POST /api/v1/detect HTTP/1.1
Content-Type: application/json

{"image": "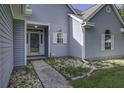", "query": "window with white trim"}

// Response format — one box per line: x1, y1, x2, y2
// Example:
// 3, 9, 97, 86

53, 32, 67, 44
105, 30, 111, 50
57, 32, 63, 43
